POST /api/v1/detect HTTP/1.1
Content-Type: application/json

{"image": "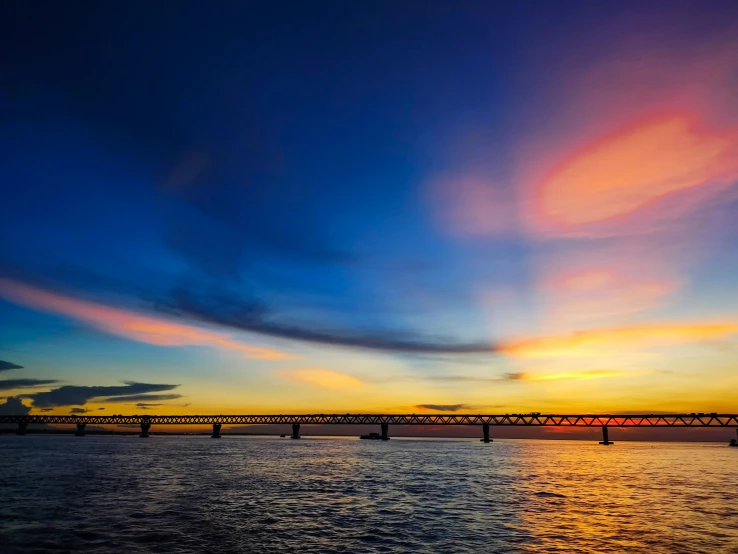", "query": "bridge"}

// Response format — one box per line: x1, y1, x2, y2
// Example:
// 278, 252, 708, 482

3, 413, 738, 445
